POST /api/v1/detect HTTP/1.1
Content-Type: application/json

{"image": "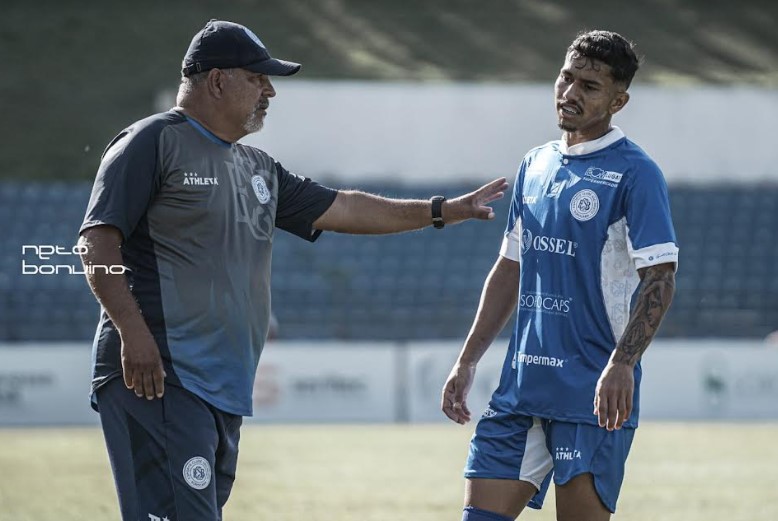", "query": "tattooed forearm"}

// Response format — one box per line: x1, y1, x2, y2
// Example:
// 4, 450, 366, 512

612, 263, 676, 366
